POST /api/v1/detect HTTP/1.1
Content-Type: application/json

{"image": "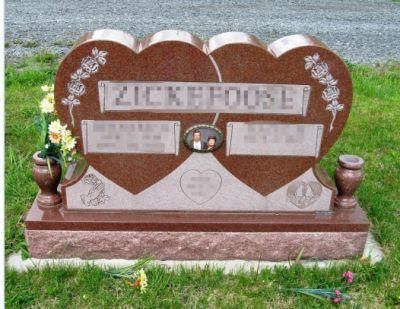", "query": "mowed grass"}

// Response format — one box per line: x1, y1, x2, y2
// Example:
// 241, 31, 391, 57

4, 56, 400, 308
